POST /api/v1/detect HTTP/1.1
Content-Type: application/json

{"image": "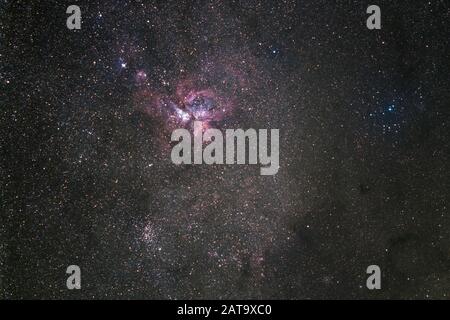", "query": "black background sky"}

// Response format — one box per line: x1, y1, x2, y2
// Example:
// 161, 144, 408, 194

1, 0, 449, 299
